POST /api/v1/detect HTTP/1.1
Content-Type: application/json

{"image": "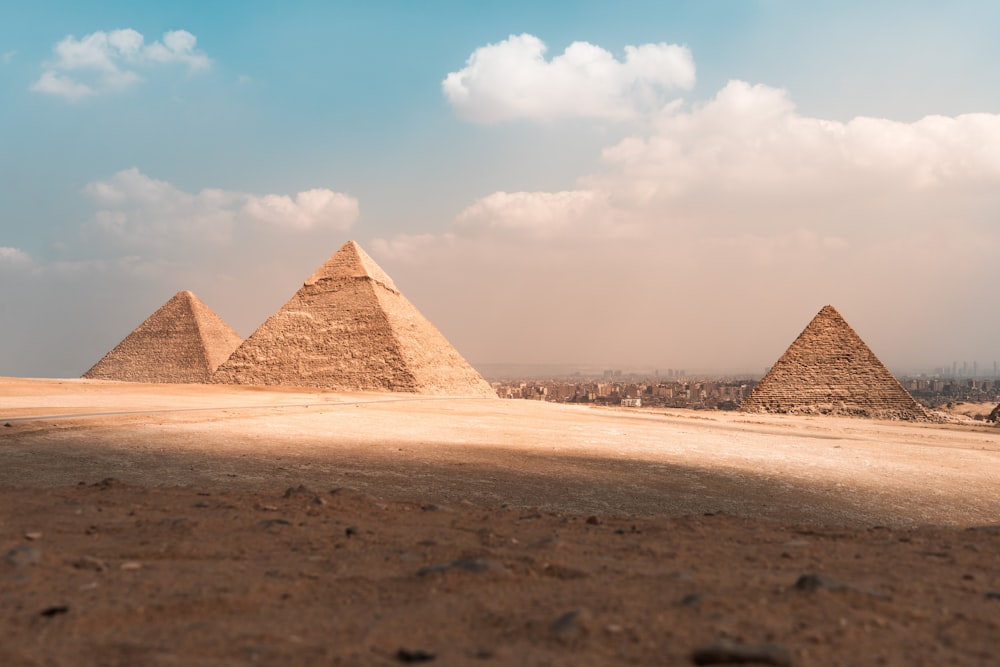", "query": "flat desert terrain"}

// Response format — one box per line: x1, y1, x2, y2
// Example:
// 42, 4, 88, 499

1, 377, 999, 665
